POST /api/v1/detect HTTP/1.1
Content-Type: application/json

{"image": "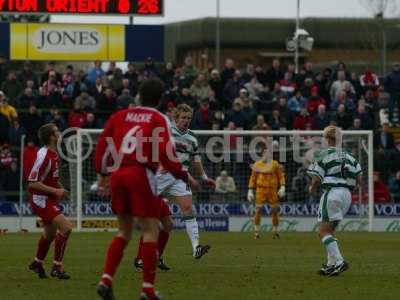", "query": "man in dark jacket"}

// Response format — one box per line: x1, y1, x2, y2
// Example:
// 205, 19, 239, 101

385, 63, 400, 122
